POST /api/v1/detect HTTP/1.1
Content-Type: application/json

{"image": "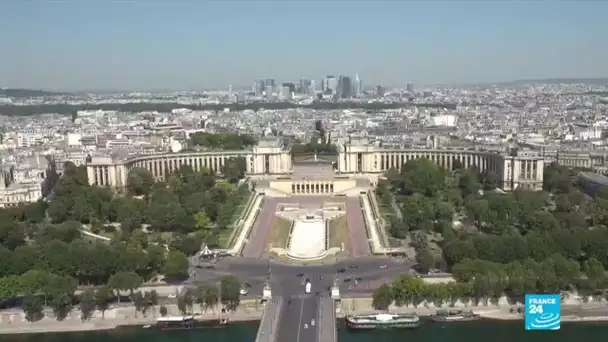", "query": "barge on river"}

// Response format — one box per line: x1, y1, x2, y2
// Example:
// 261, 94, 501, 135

151, 315, 229, 330
346, 313, 420, 330
430, 309, 480, 323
